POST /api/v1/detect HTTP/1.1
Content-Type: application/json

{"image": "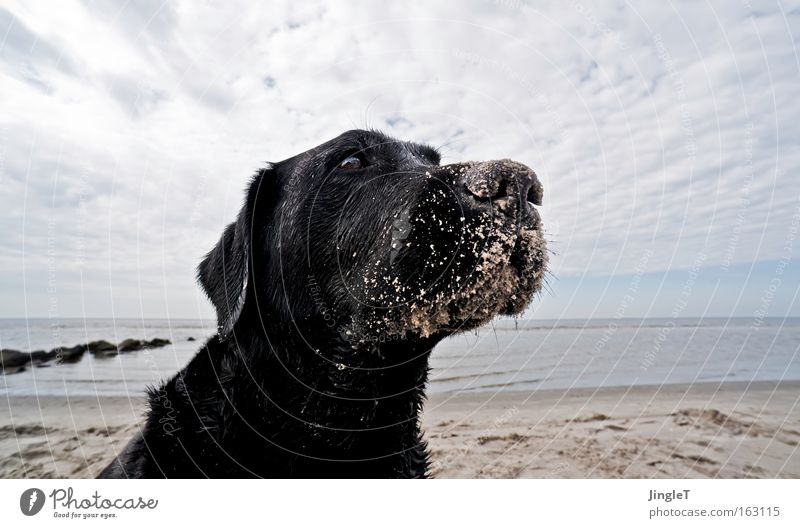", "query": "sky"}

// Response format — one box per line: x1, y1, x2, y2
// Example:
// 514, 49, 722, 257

0, 0, 798, 321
